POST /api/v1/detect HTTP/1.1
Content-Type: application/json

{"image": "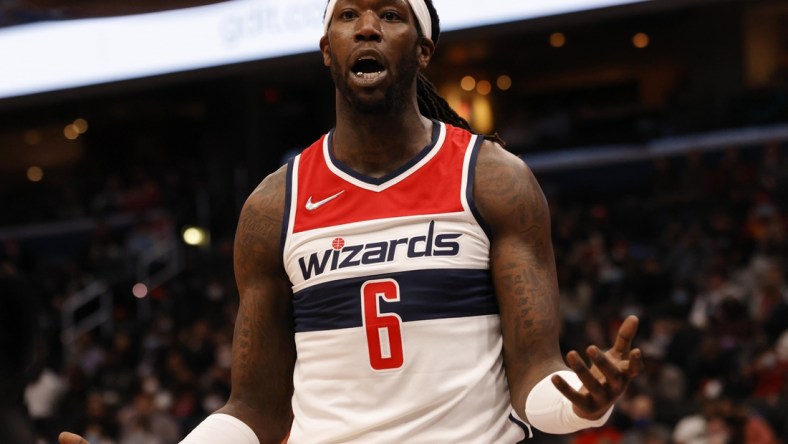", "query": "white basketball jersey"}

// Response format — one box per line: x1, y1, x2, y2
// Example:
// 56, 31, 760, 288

280, 121, 528, 443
